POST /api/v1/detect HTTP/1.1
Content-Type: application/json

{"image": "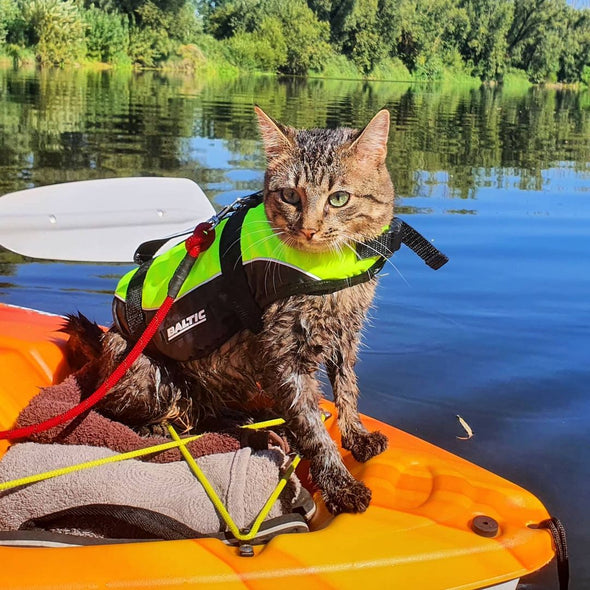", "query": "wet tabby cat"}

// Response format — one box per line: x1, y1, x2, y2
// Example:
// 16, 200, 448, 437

66, 107, 395, 514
